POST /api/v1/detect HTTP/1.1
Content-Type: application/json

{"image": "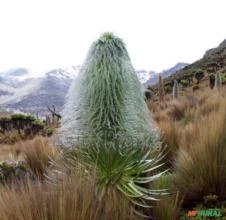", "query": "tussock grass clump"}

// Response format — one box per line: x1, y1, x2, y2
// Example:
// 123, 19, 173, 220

165, 98, 196, 121
0, 131, 25, 145
19, 137, 59, 177
0, 137, 59, 172
197, 92, 222, 116
174, 103, 226, 202
152, 192, 182, 220
151, 89, 226, 159
148, 87, 226, 212
157, 118, 181, 164
0, 137, 59, 179
151, 174, 182, 220
0, 171, 138, 220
